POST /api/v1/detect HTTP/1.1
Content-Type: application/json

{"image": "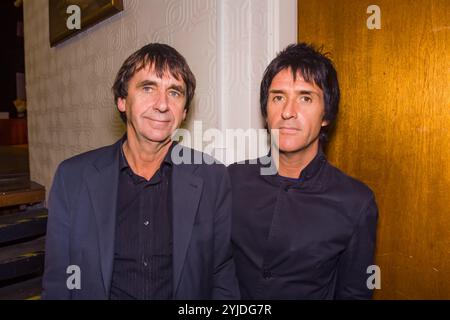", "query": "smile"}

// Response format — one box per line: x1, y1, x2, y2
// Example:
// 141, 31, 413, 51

145, 117, 171, 123
144, 117, 171, 129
